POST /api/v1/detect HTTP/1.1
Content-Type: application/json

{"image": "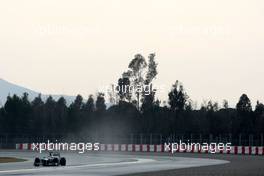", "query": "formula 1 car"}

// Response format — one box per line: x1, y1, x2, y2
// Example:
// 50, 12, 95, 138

34, 152, 66, 166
